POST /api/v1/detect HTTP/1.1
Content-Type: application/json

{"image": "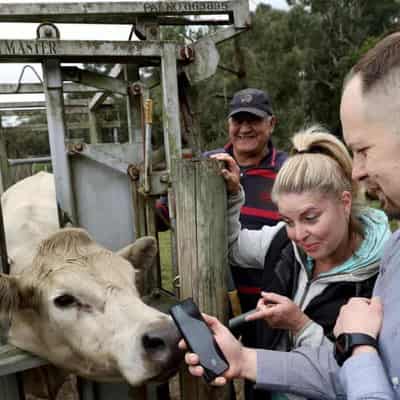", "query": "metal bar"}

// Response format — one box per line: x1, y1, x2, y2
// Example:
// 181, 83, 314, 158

0, 345, 47, 377
0, 196, 9, 275
0, 98, 105, 109
2, 121, 120, 133
61, 66, 129, 96
0, 2, 243, 25
8, 156, 51, 166
88, 110, 99, 144
0, 39, 163, 63
70, 144, 131, 175
144, 98, 153, 193
0, 123, 10, 193
124, 65, 143, 146
42, 59, 77, 225
0, 82, 101, 94
88, 64, 122, 111
0, 107, 94, 116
